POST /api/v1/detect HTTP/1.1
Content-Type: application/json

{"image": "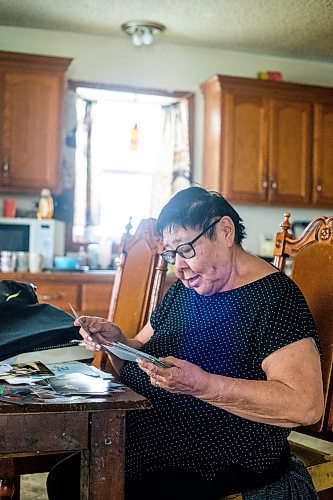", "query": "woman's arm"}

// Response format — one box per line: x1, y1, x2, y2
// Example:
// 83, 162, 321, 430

138, 337, 324, 428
